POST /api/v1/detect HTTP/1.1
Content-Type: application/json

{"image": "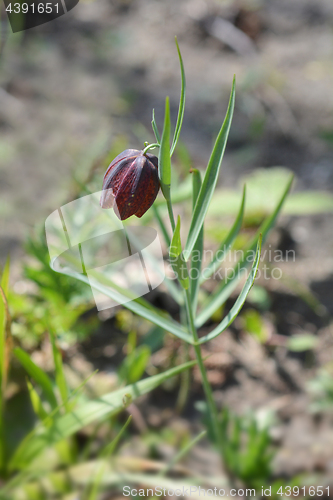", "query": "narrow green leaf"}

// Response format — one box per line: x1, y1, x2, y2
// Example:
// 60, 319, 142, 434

249, 174, 294, 248
169, 216, 190, 290
287, 334, 318, 352
26, 380, 49, 421
190, 169, 203, 313
0, 257, 10, 472
159, 430, 206, 477
184, 77, 236, 261
9, 360, 196, 469
195, 175, 293, 327
151, 109, 161, 144
158, 97, 172, 200
71, 268, 191, 343
198, 236, 261, 344
0, 257, 10, 295
86, 416, 133, 500
13, 347, 57, 410
49, 331, 69, 410
200, 185, 246, 283
125, 221, 183, 305
49, 243, 190, 342
0, 257, 10, 382
118, 345, 151, 385
152, 204, 171, 248
170, 37, 186, 156
100, 415, 132, 458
